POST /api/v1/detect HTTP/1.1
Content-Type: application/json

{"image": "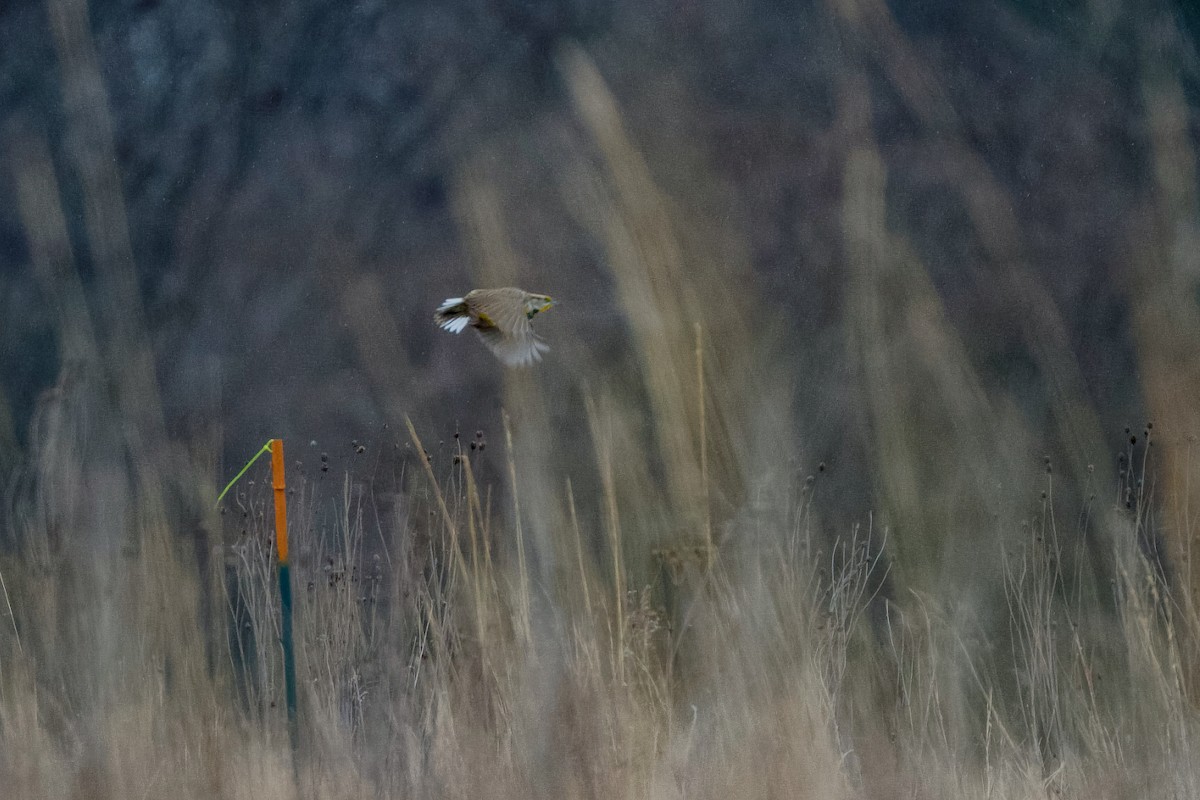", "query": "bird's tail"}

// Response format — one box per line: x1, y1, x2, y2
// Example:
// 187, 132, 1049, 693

434, 298, 471, 333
